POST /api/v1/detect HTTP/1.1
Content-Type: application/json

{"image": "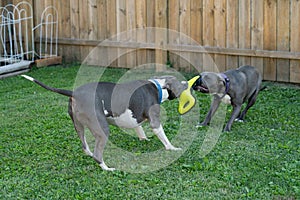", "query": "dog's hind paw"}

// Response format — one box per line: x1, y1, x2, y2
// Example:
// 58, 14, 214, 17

139, 137, 150, 141
196, 123, 207, 128
83, 149, 93, 157
100, 162, 116, 171
235, 118, 244, 123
